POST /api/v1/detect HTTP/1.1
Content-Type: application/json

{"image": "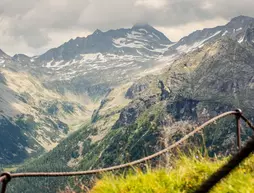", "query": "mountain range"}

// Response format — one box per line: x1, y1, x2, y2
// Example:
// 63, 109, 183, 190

1, 15, 254, 192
